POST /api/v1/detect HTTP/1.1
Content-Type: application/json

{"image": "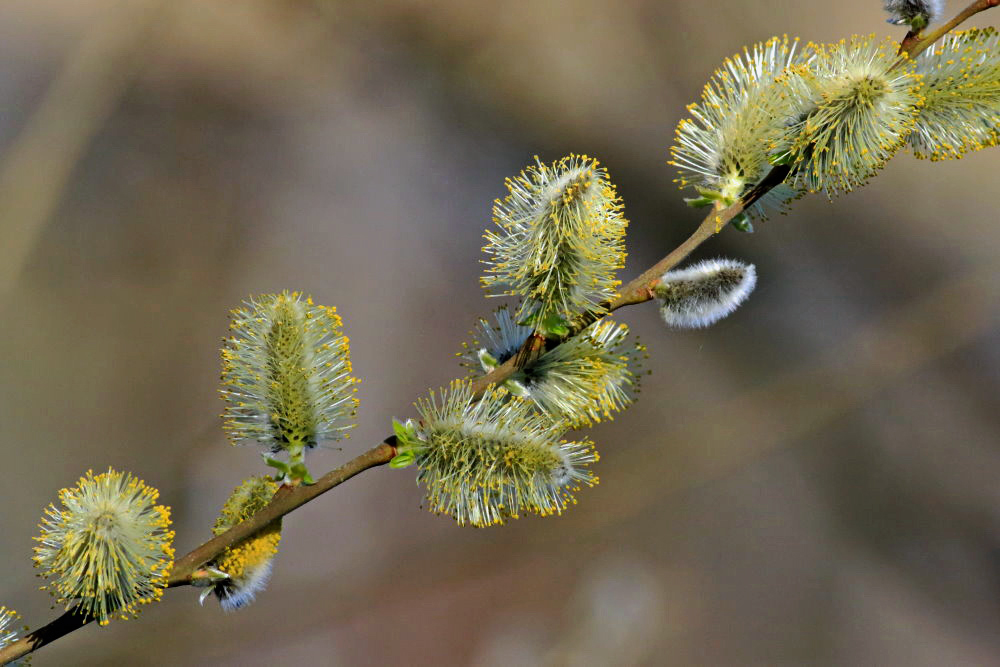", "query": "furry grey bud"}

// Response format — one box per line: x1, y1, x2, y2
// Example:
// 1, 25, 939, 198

655, 259, 756, 329
884, 0, 944, 29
